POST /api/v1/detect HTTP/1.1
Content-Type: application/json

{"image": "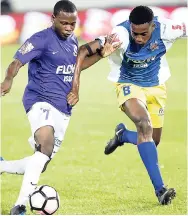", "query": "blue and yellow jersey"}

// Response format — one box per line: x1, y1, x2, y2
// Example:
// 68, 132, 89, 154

106, 17, 187, 87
